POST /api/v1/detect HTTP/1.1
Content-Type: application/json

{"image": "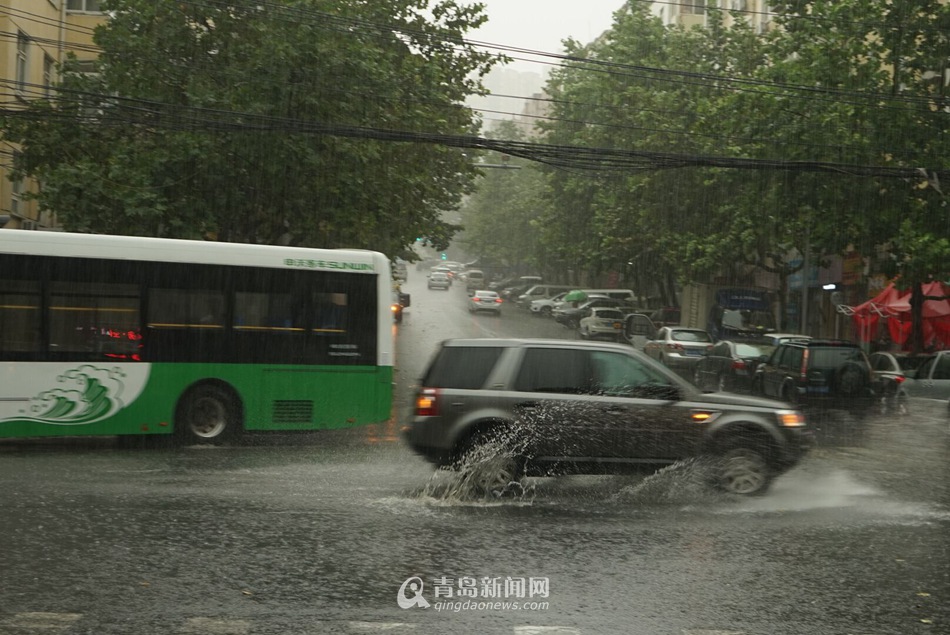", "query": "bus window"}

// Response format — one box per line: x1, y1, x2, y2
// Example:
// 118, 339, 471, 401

49, 281, 141, 357
0, 279, 41, 353
148, 289, 226, 329
313, 292, 348, 334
